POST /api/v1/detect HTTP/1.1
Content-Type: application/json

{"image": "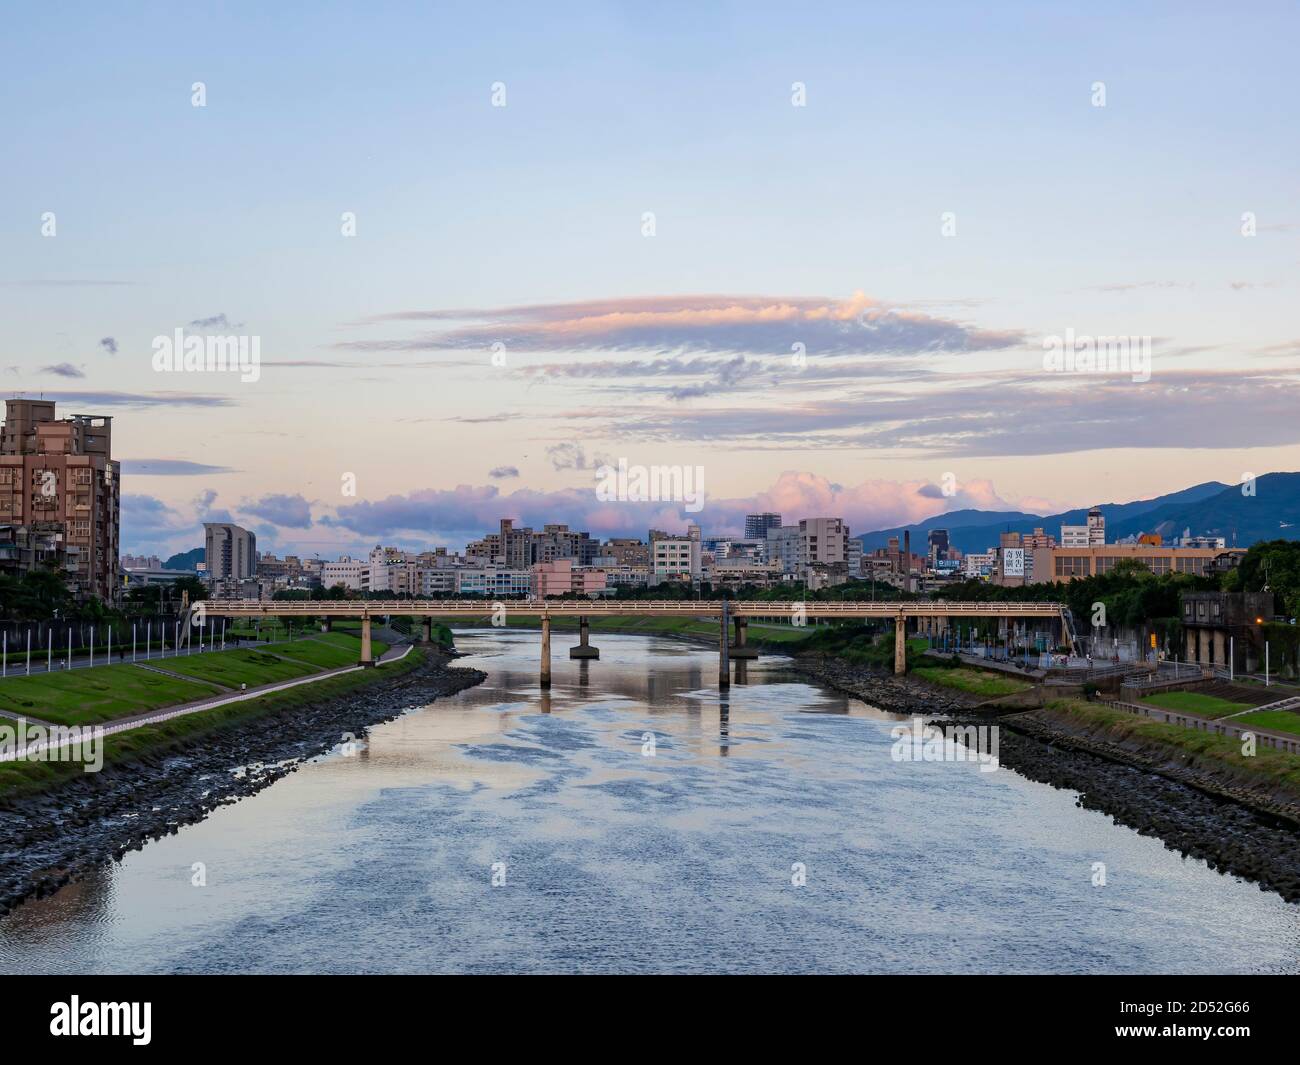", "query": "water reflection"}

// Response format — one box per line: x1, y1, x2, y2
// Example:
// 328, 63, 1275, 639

1, 628, 1297, 975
